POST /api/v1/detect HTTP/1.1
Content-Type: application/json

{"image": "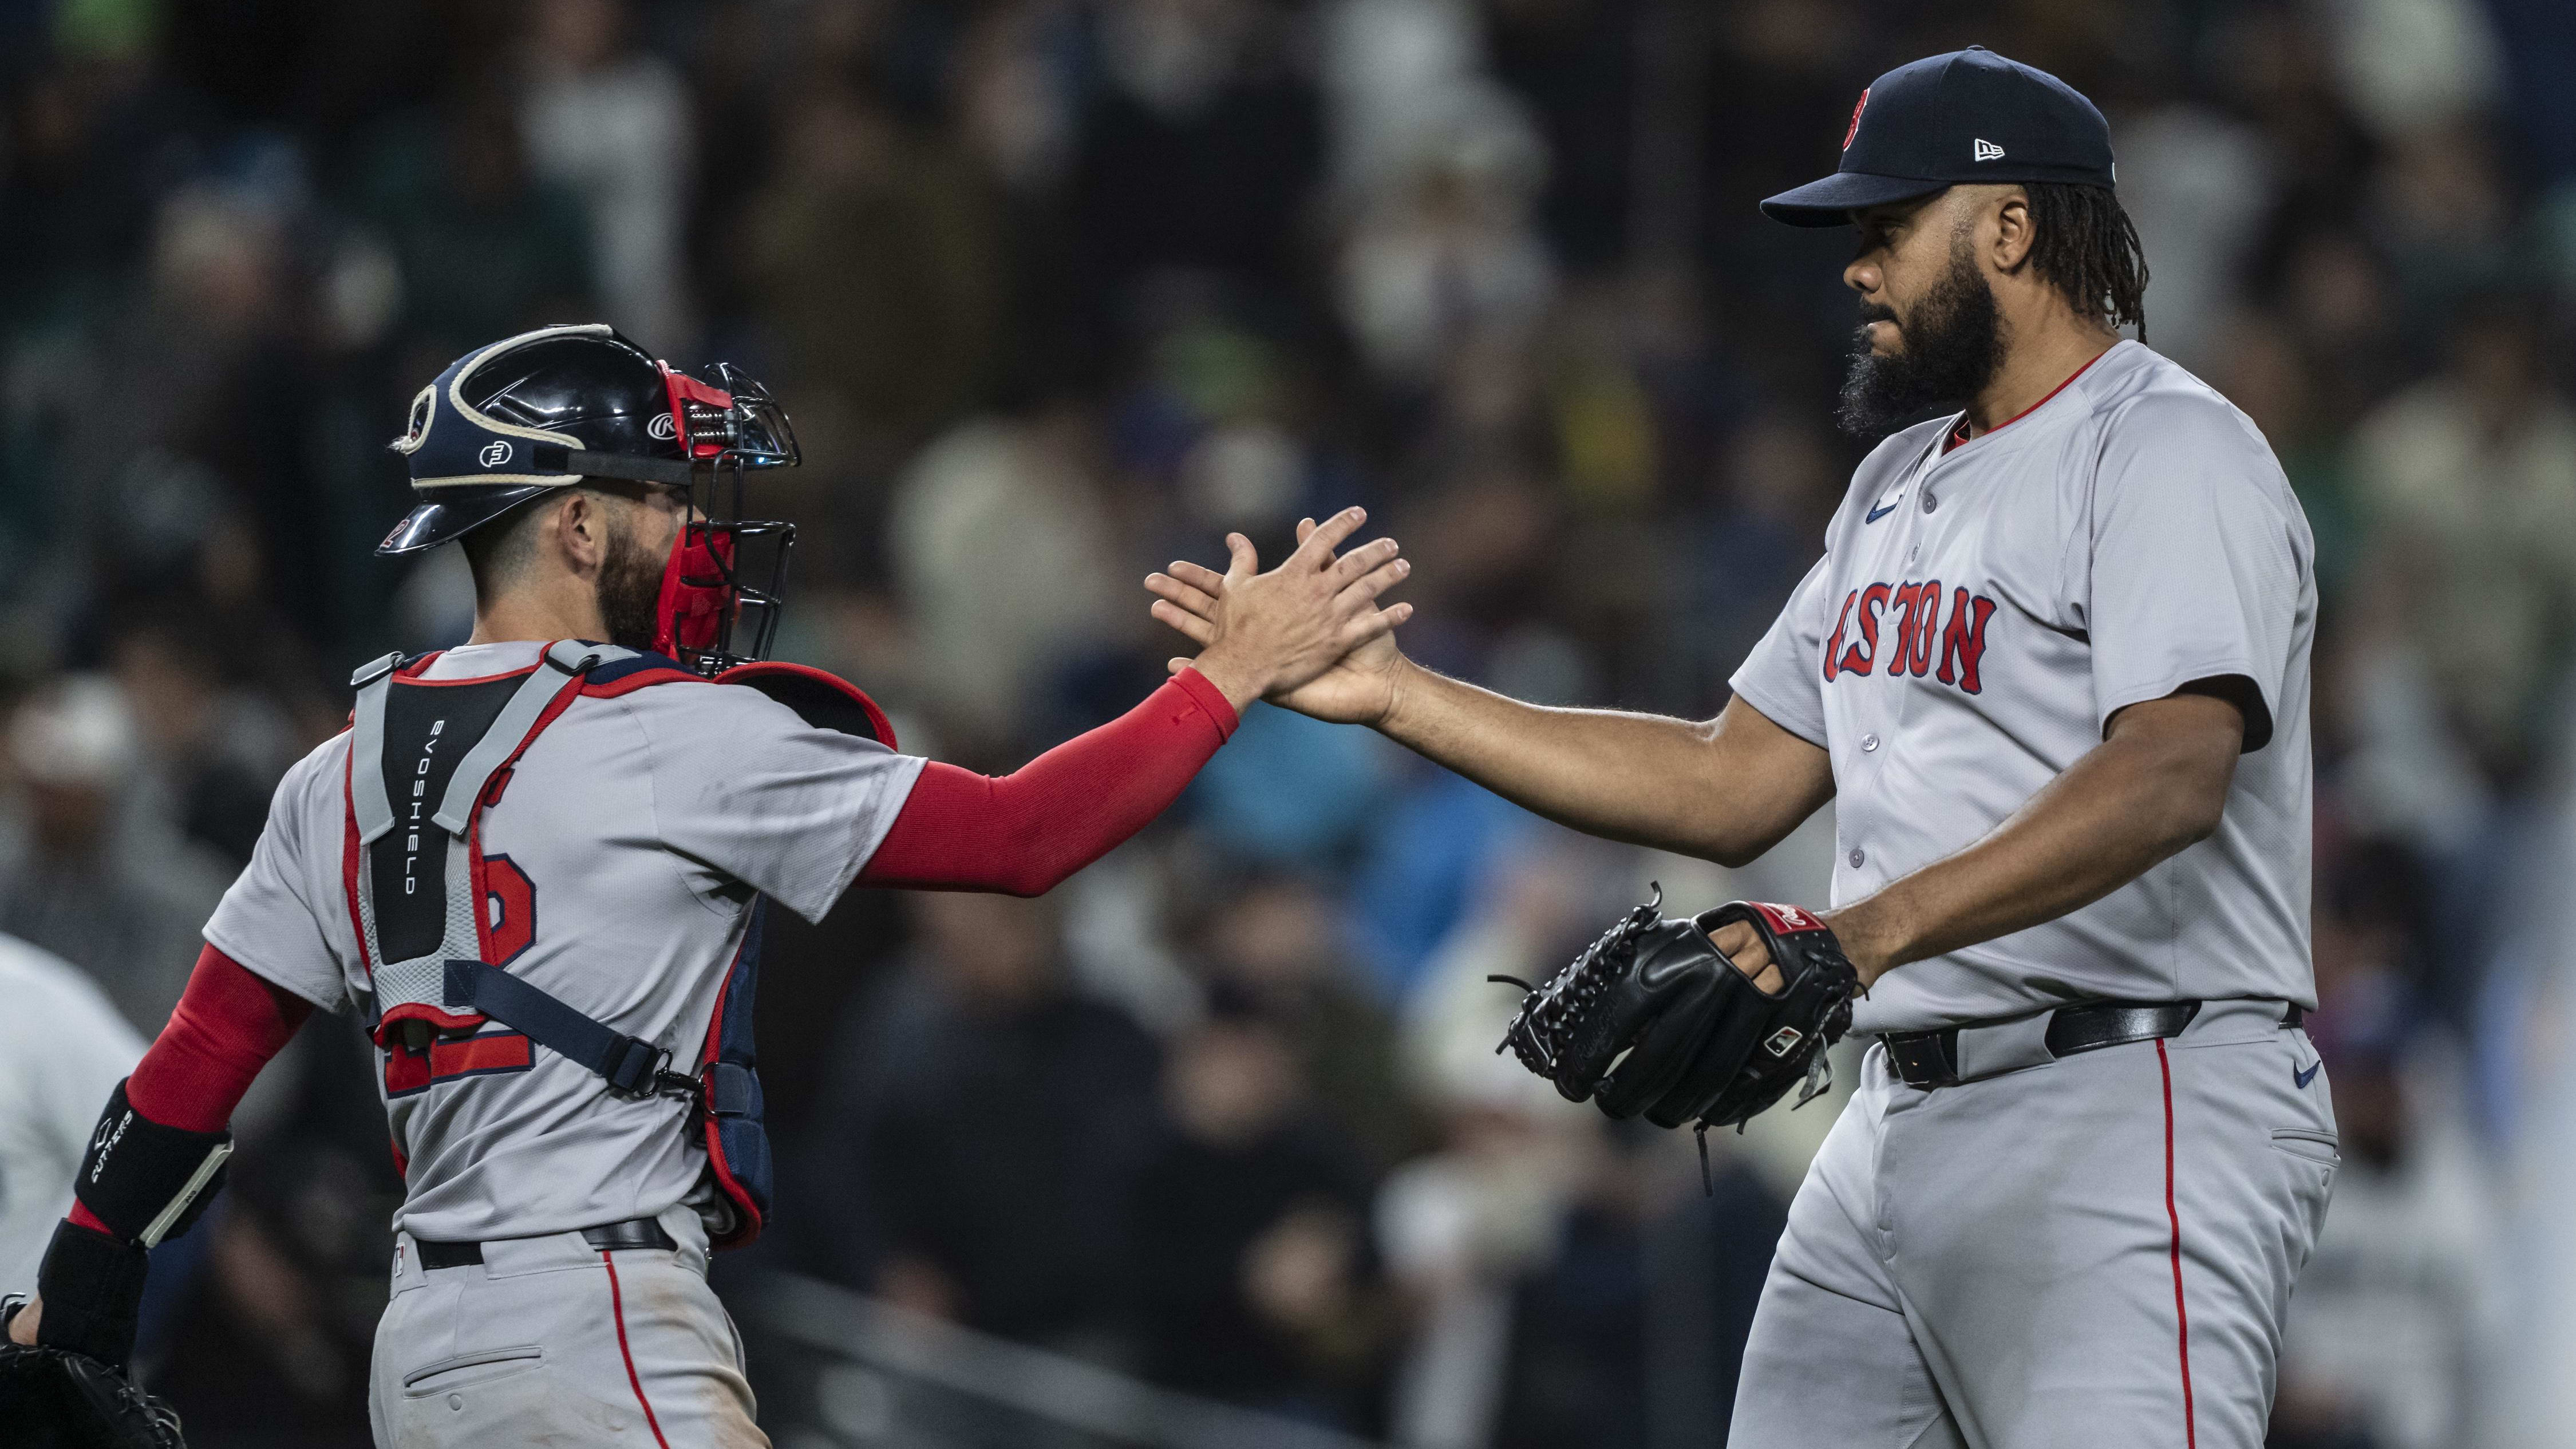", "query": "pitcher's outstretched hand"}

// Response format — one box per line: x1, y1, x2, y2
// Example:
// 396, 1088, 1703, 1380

1147, 507, 1412, 715
1148, 512, 1412, 724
